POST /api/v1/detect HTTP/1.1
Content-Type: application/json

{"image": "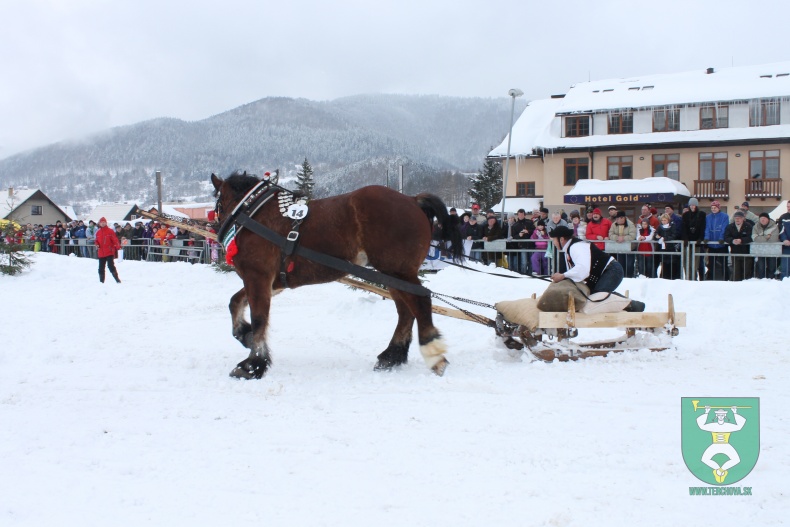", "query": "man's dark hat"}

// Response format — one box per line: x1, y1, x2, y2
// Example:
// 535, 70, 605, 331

616, 210, 627, 218
549, 226, 574, 239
